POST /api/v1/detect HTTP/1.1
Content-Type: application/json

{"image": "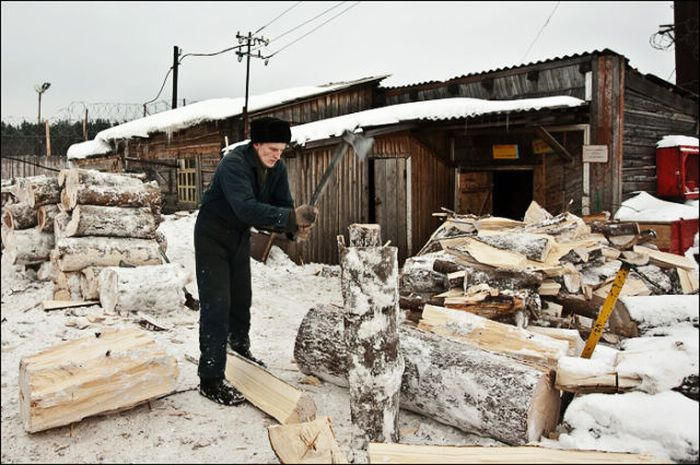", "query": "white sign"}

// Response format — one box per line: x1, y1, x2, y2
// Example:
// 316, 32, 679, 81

583, 145, 608, 163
